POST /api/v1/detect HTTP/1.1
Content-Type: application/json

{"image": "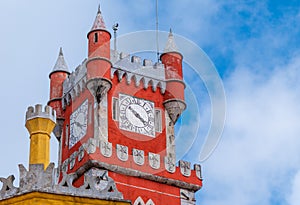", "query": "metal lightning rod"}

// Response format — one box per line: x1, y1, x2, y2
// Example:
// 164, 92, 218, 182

156, 0, 159, 62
